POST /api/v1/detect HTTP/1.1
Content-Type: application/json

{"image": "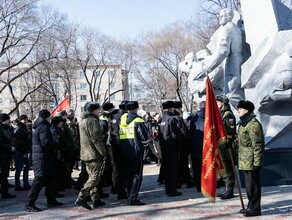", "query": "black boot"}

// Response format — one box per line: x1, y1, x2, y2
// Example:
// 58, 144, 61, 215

220, 184, 234, 200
